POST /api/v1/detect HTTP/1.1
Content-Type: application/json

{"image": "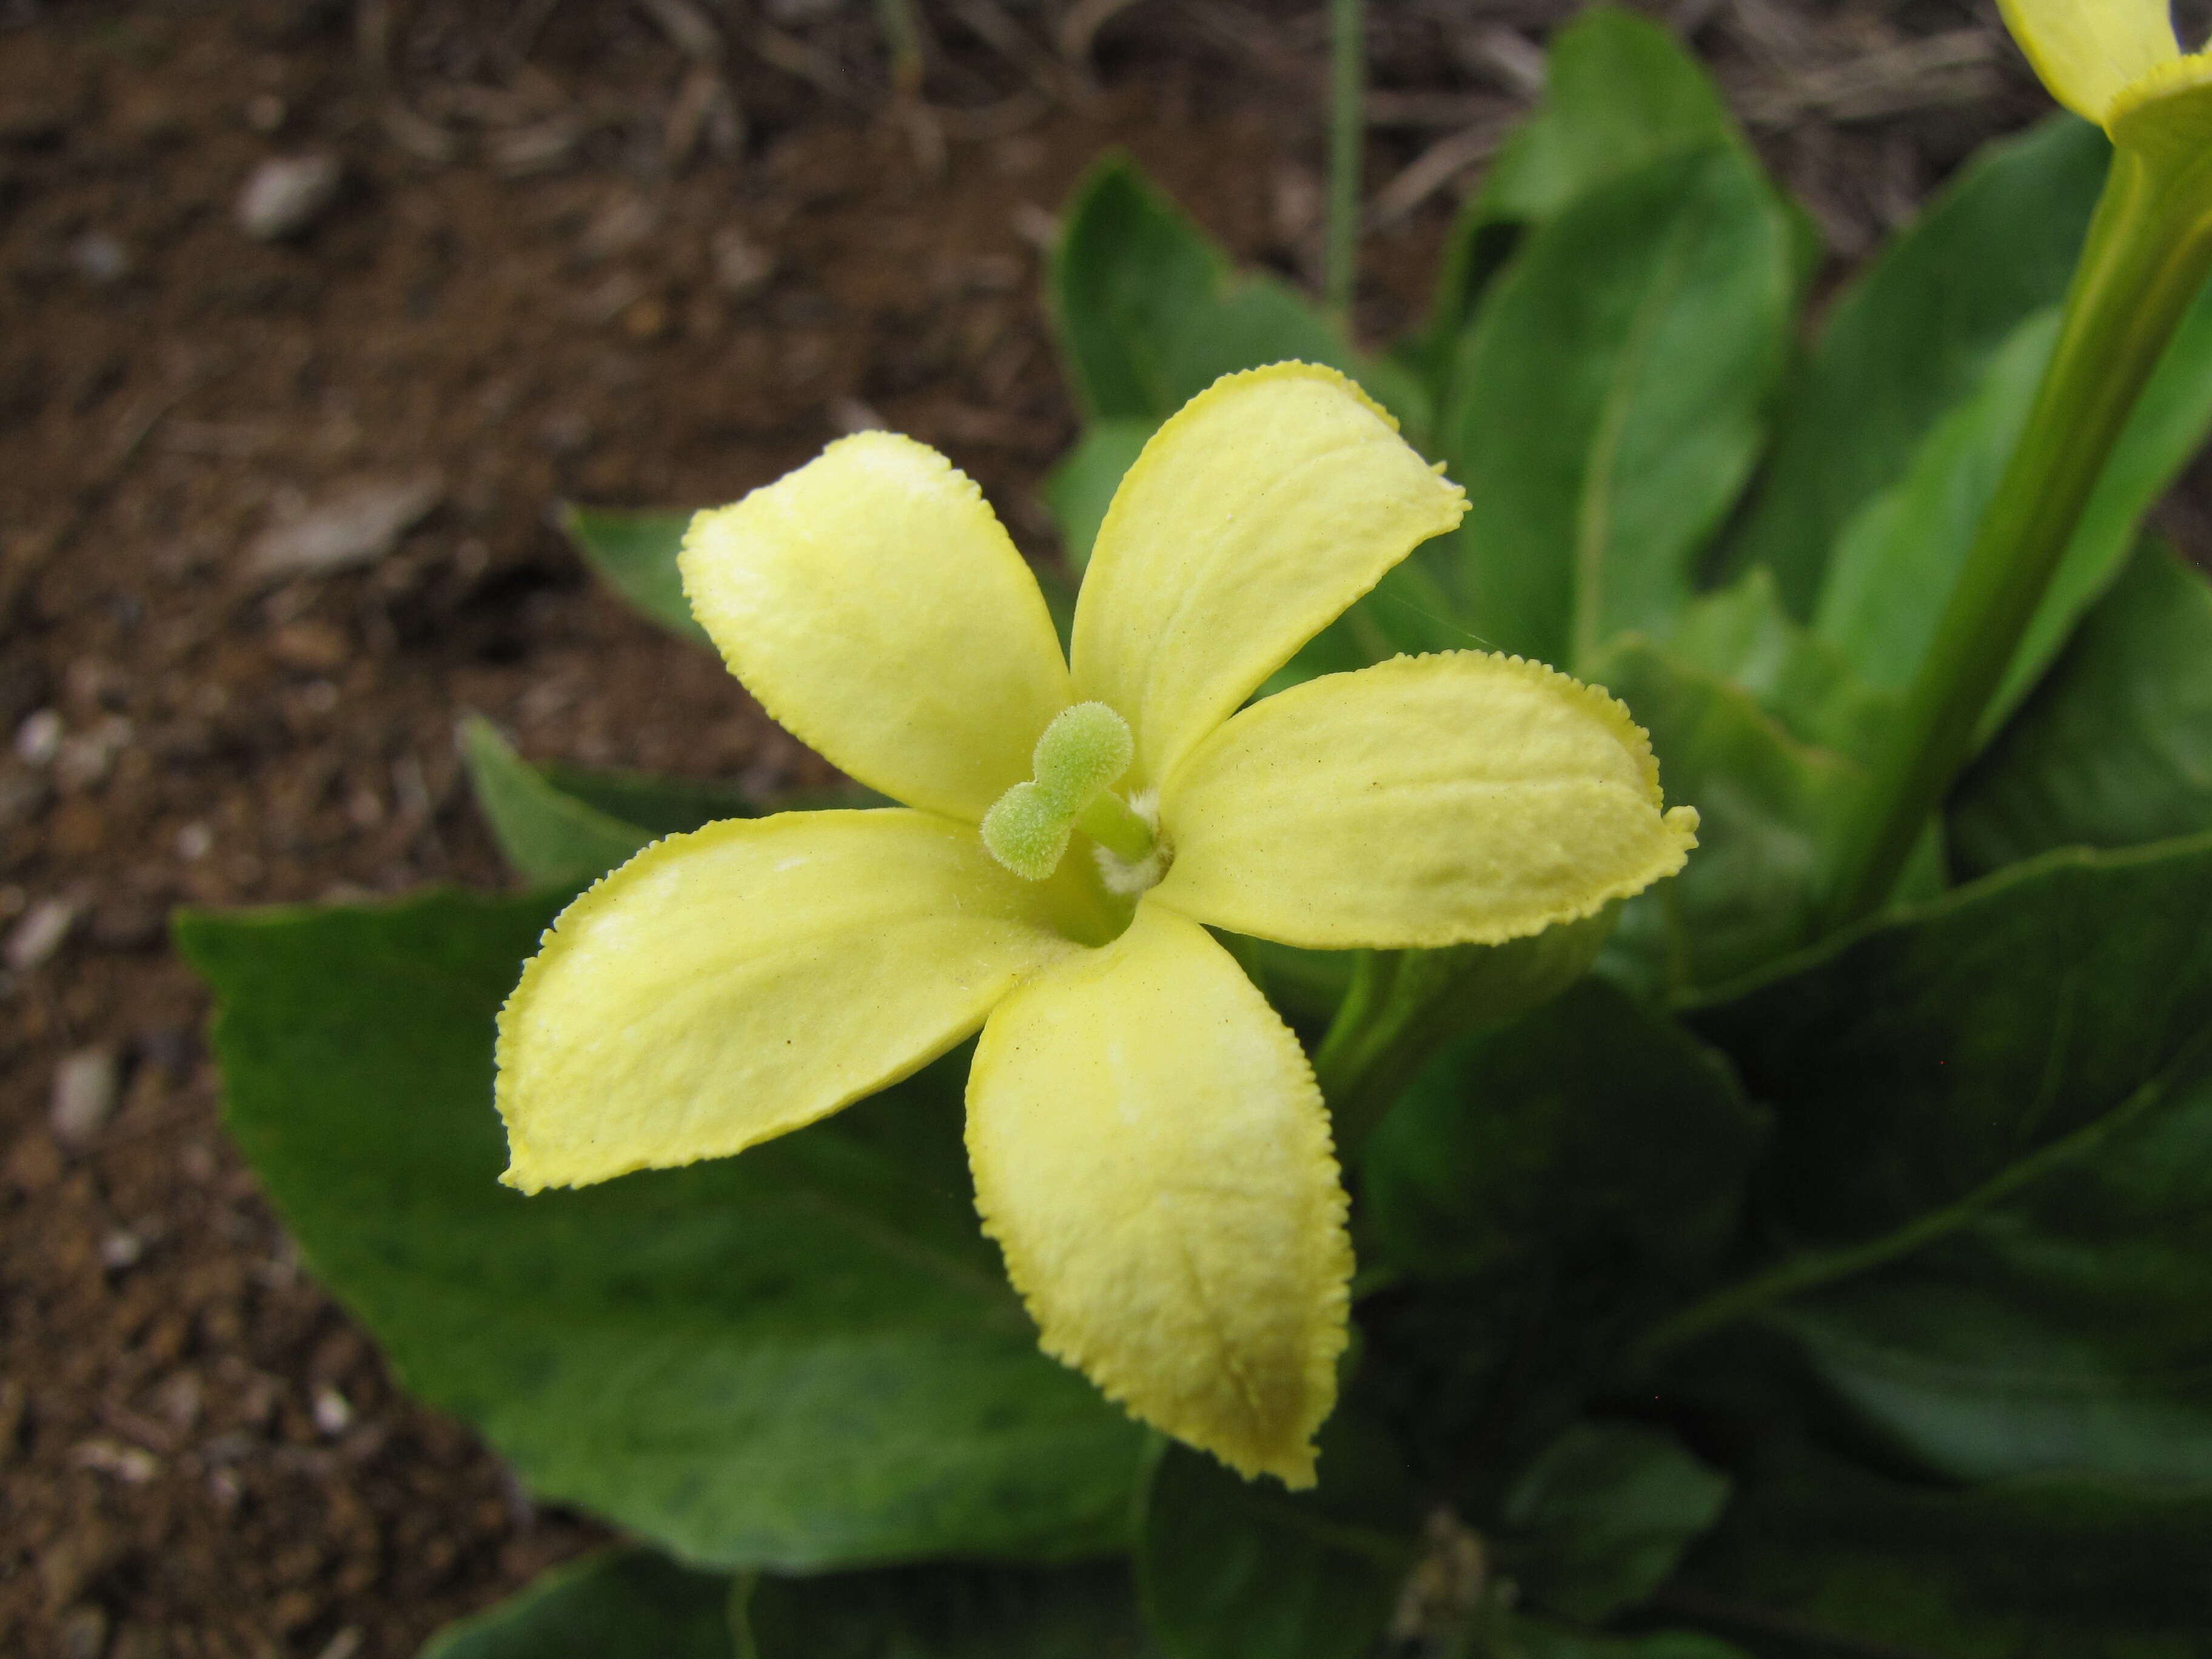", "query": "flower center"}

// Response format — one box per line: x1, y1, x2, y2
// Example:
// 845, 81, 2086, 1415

981, 702, 1159, 883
